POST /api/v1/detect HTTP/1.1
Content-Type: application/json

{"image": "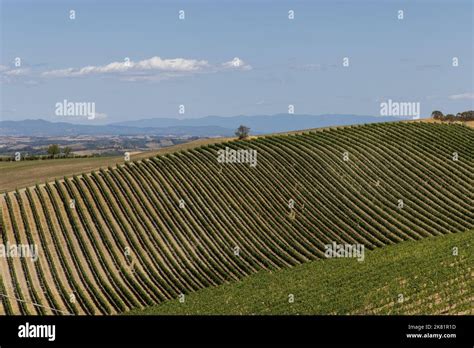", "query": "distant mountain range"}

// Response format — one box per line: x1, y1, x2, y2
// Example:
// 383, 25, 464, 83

0, 119, 232, 137
1, 114, 406, 137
